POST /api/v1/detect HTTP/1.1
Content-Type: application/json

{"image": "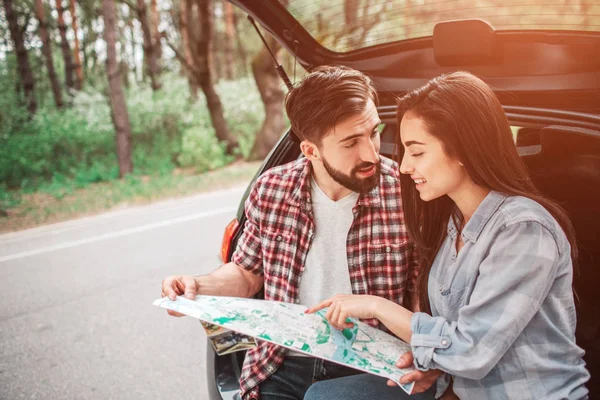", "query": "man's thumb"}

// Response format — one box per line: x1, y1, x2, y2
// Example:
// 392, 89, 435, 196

183, 276, 198, 299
